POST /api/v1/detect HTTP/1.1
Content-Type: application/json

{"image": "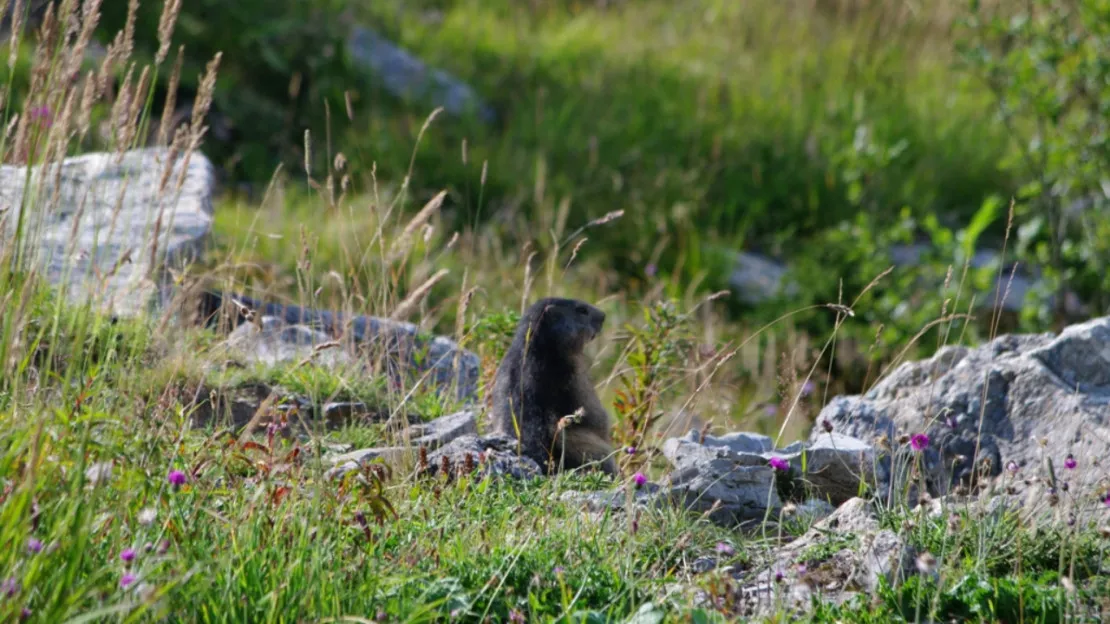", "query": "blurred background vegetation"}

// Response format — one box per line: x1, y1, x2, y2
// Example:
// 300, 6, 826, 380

14, 0, 1109, 401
